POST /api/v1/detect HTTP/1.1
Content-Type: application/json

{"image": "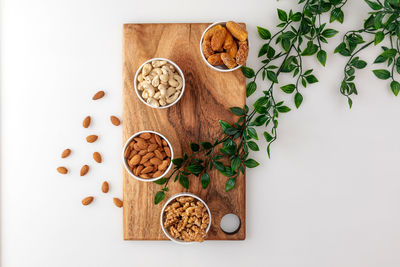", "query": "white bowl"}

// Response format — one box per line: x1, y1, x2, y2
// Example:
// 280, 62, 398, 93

122, 130, 174, 182
134, 58, 185, 109
160, 192, 212, 244
199, 21, 246, 72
